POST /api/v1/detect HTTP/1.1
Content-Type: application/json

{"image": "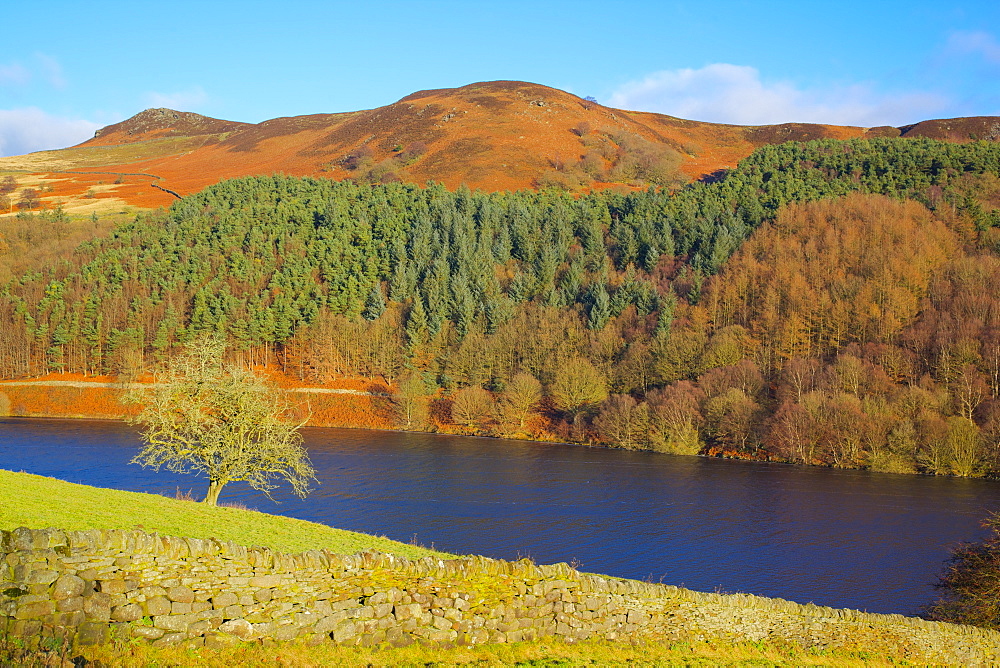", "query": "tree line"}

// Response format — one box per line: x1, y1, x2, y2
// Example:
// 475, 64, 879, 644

1, 137, 999, 475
